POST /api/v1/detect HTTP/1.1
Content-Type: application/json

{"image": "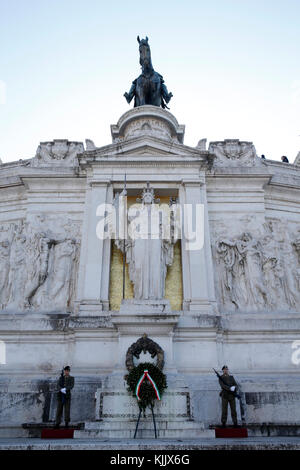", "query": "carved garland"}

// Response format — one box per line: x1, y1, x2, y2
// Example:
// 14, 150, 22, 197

125, 333, 165, 371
